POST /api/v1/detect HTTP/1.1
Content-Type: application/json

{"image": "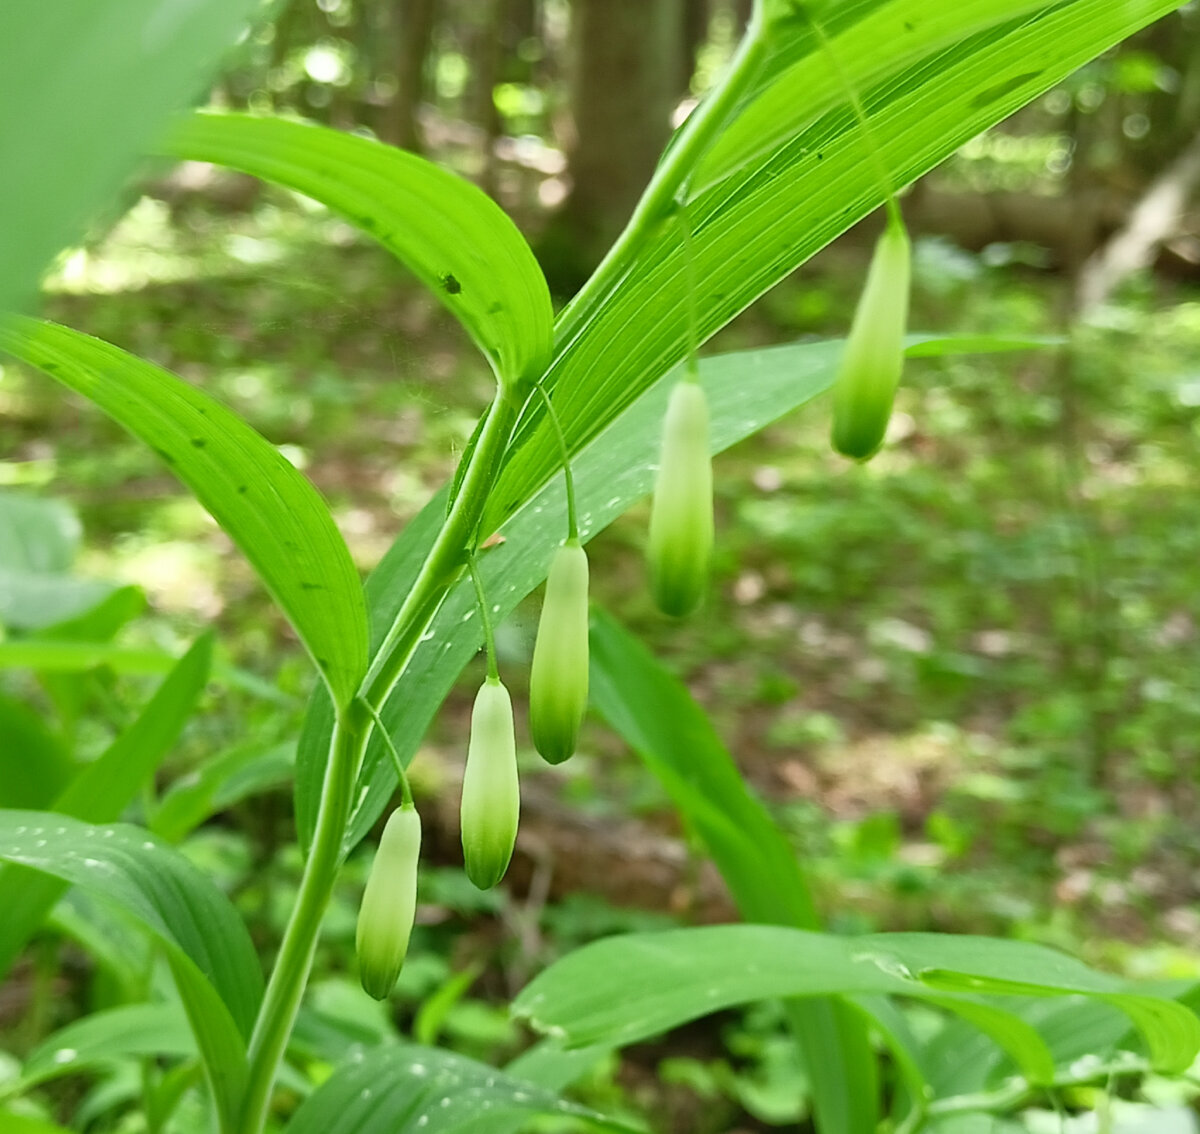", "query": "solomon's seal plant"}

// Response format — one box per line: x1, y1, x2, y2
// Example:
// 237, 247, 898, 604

2, 3, 1195, 1133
